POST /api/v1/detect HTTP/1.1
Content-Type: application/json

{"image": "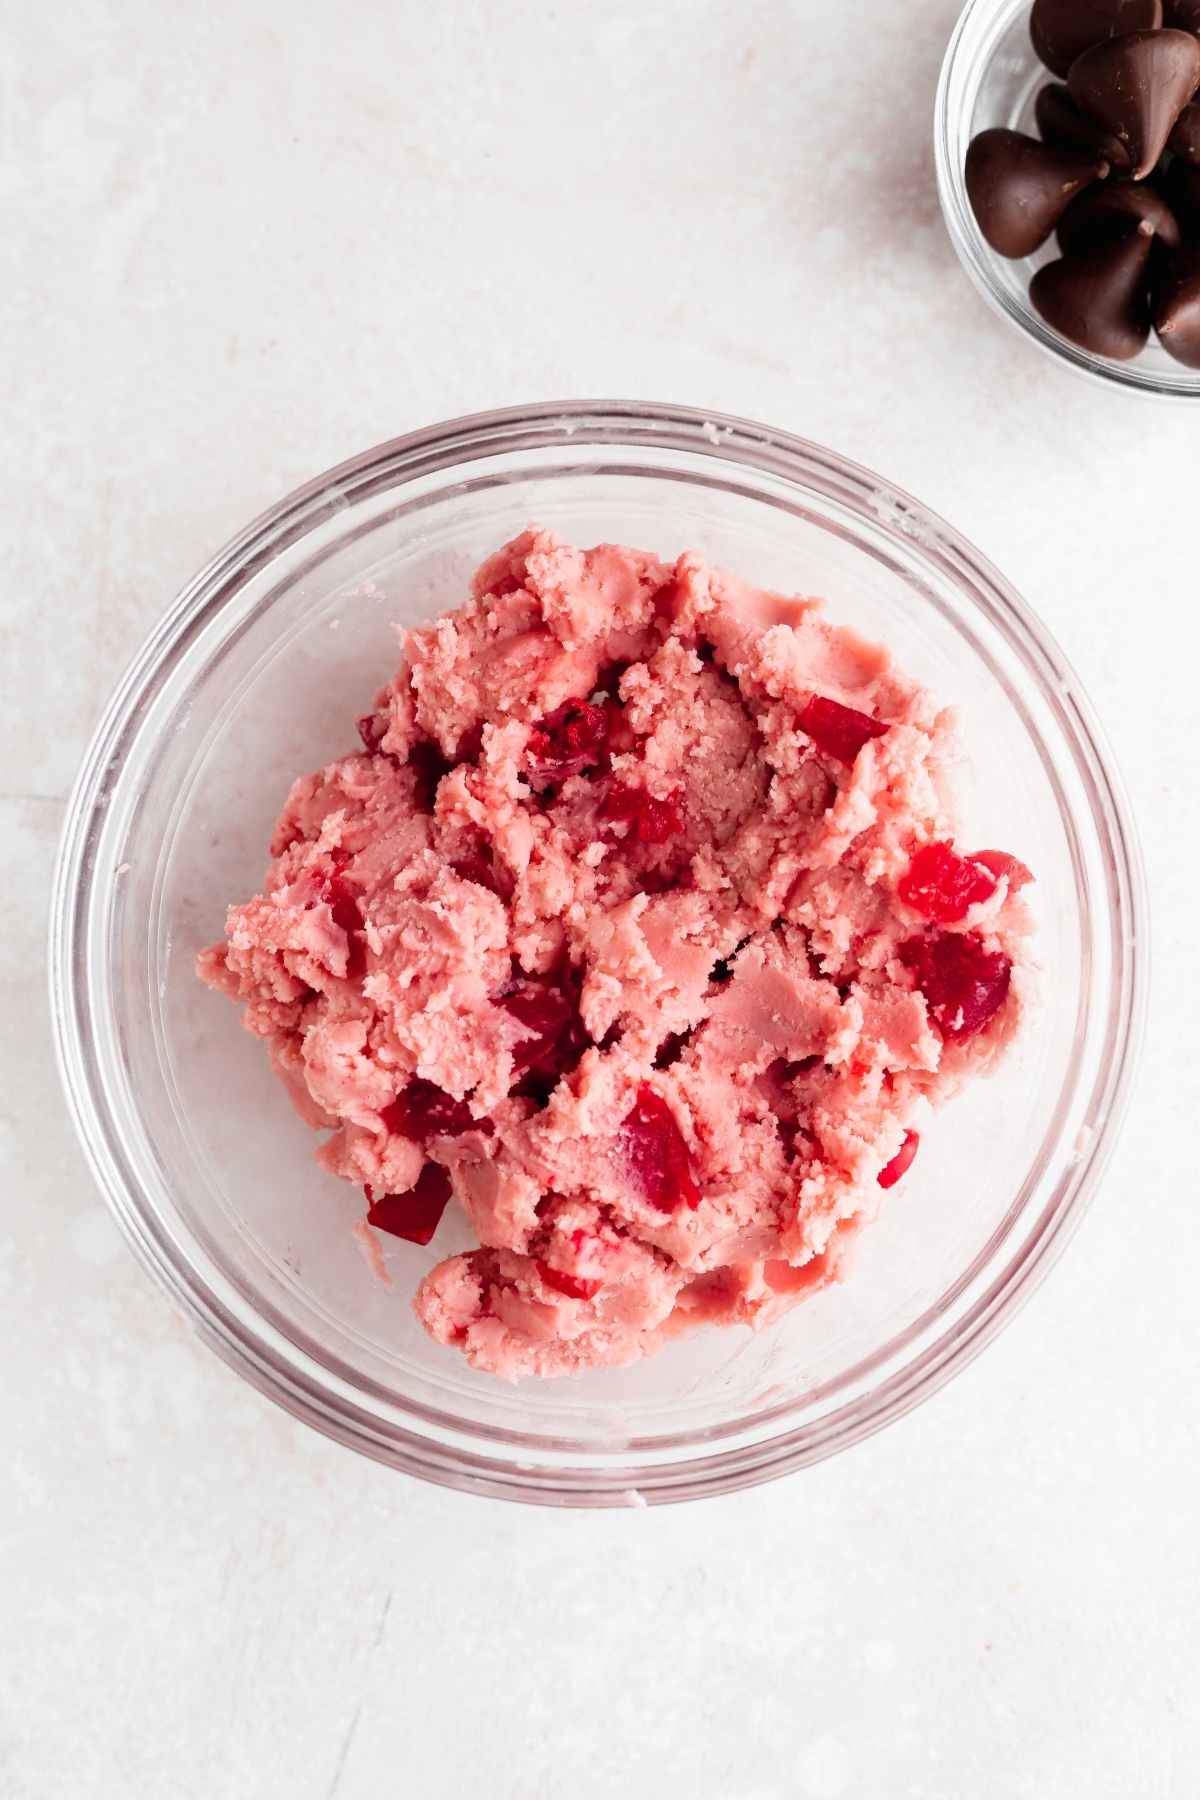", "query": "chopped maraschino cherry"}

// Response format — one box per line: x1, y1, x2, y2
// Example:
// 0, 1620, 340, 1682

971, 849, 1034, 892
653, 1031, 690, 1070
407, 738, 452, 813
799, 695, 889, 765
379, 1078, 474, 1142
322, 872, 362, 936
365, 1164, 452, 1245
651, 577, 681, 618
321, 872, 366, 979
601, 695, 638, 755
899, 842, 998, 925
619, 1084, 700, 1212
901, 932, 1012, 1041
602, 783, 685, 846
453, 720, 485, 766
502, 980, 590, 1084
452, 843, 508, 898
536, 1259, 603, 1301
357, 711, 389, 754
878, 1129, 920, 1190
525, 698, 609, 786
